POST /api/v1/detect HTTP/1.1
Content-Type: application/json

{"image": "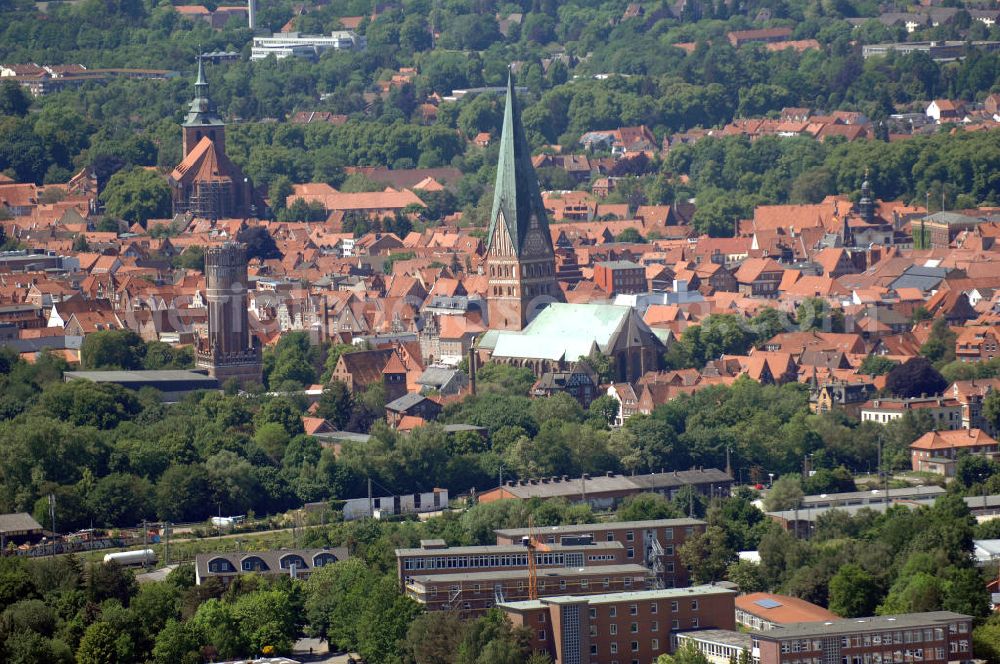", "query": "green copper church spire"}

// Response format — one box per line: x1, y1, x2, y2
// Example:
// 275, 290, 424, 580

194, 54, 208, 97
487, 69, 551, 253
184, 55, 223, 129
